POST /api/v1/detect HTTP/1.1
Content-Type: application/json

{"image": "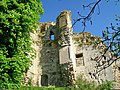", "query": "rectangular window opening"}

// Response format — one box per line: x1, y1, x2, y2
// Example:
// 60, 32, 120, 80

76, 53, 83, 58
50, 31, 55, 40
76, 53, 84, 66
50, 35, 55, 40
